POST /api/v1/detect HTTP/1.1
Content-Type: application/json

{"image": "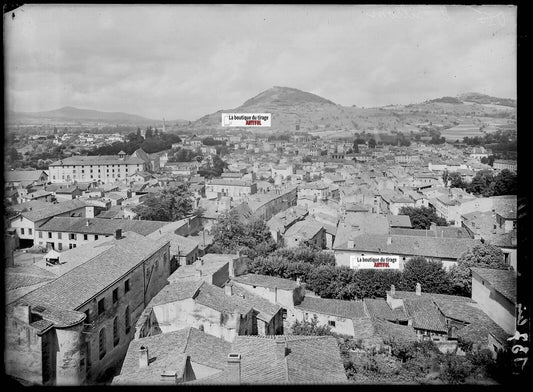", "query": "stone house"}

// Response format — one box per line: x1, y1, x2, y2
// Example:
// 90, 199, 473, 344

4, 231, 171, 385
